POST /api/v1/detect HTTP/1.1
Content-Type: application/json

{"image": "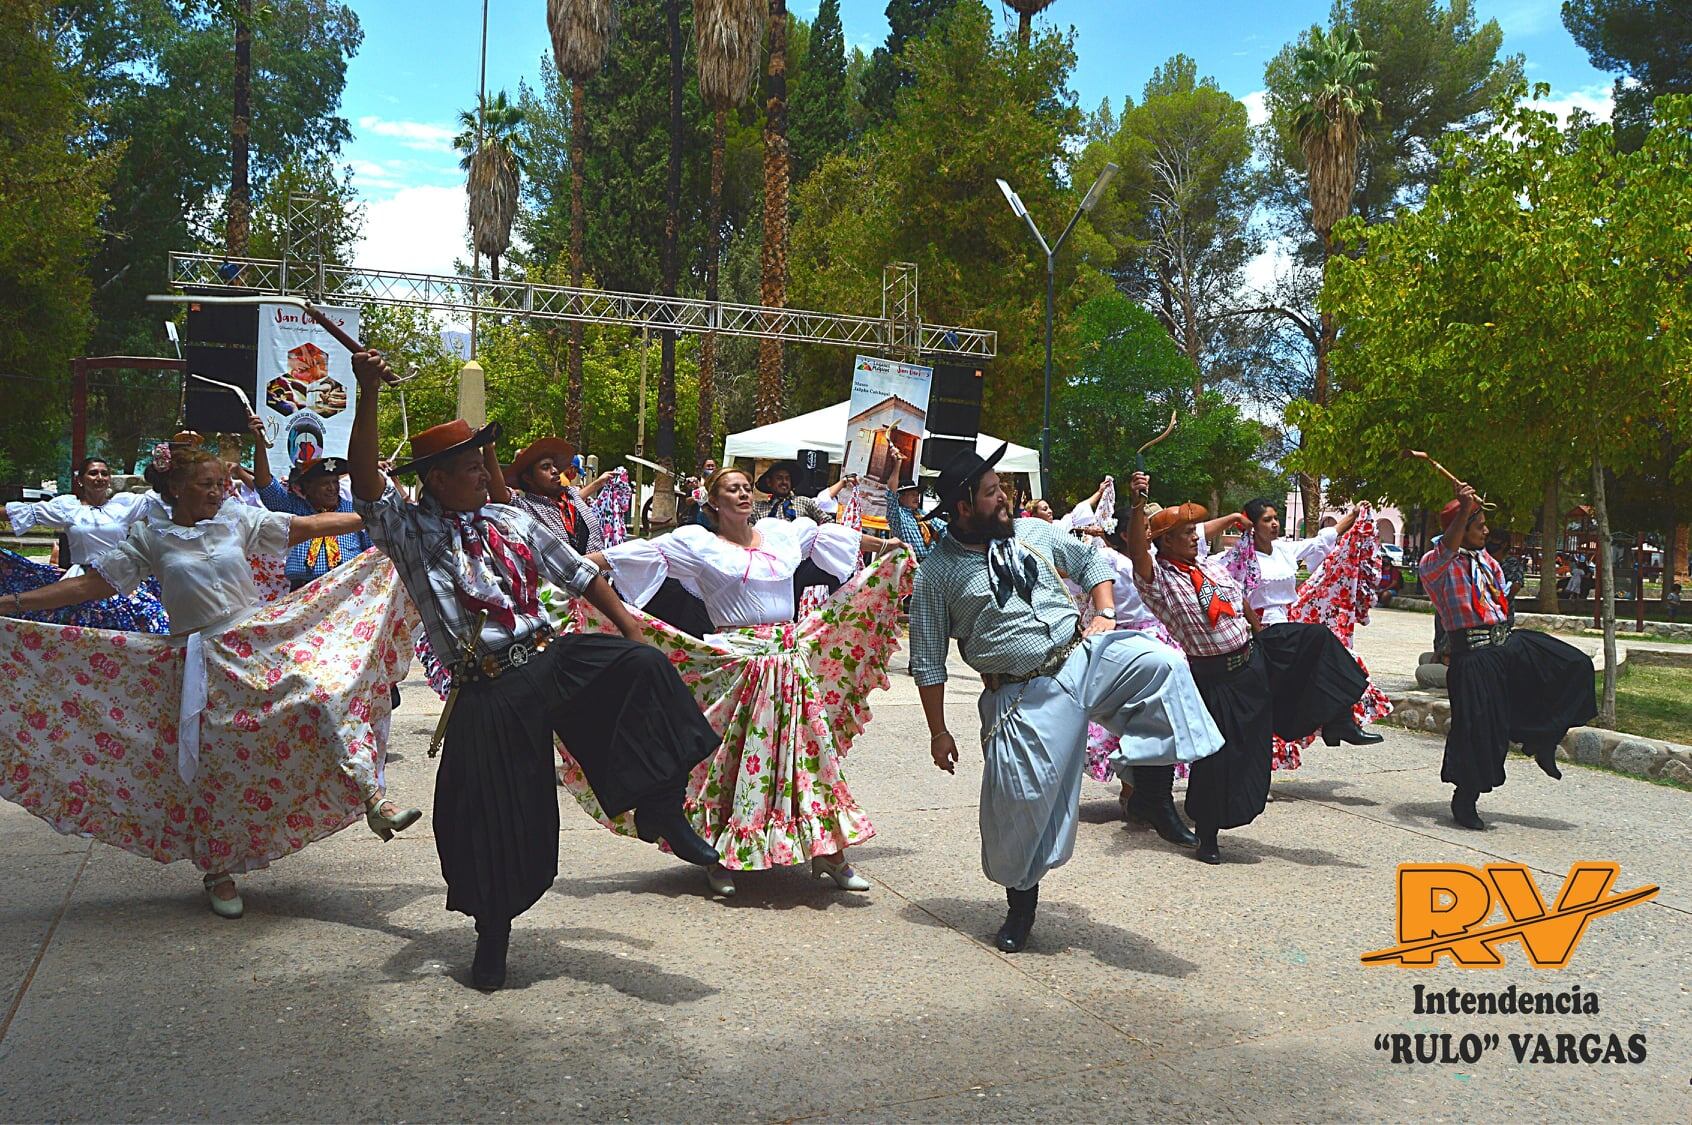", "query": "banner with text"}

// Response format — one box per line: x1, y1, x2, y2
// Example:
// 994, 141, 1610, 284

257, 302, 360, 481
841, 355, 932, 531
